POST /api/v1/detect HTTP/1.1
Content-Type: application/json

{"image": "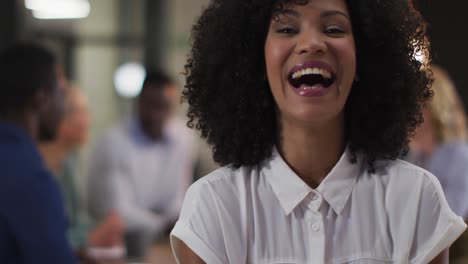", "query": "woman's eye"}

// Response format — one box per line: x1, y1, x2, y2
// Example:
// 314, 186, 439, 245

324, 27, 345, 35
276, 27, 297, 34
